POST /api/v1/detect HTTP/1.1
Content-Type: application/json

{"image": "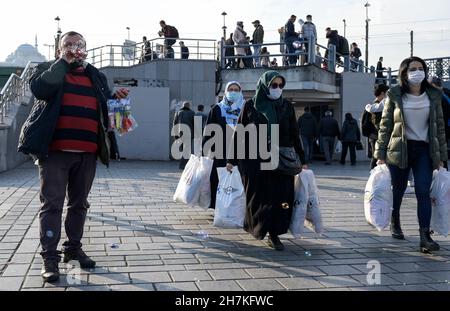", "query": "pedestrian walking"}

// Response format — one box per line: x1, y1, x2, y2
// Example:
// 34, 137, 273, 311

251, 20, 264, 67
375, 56, 447, 253
340, 113, 361, 166
173, 102, 195, 169
298, 107, 318, 164
158, 20, 179, 58
350, 42, 362, 71
180, 41, 190, 59
318, 110, 340, 165
284, 15, 299, 66
233, 21, 248, 69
